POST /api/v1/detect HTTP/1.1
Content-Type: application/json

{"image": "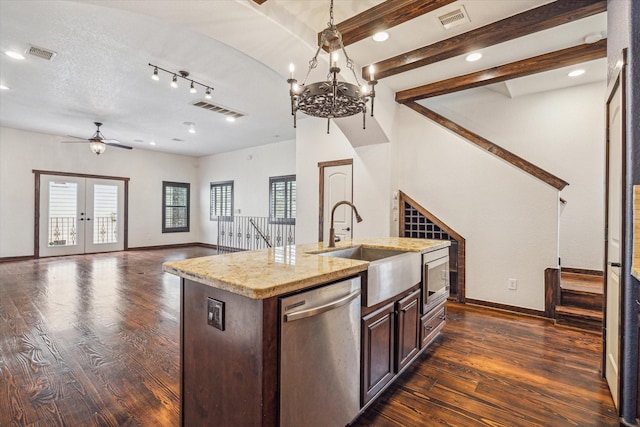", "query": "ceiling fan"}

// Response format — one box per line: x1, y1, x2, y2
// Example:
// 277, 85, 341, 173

62, 122, 133, 155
